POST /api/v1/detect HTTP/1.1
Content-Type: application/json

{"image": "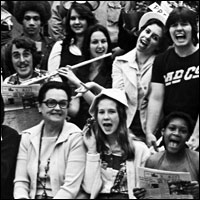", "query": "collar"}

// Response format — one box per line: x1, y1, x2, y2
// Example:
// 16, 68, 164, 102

22, 120, 82, 147
115, 48, 156, 71
115, 48, 137, 64
7, 70, 47, 85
